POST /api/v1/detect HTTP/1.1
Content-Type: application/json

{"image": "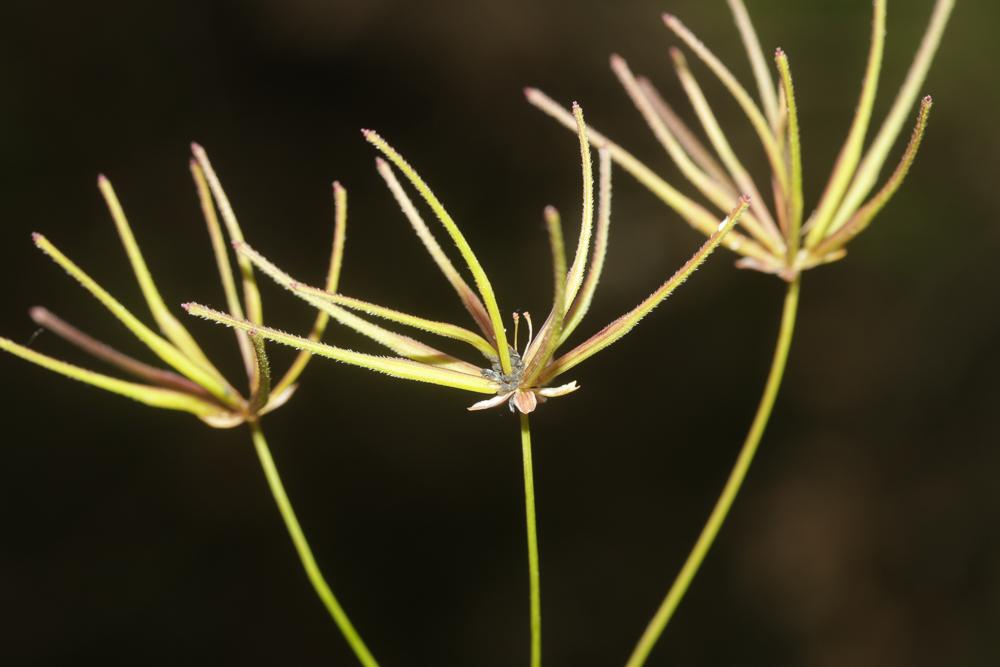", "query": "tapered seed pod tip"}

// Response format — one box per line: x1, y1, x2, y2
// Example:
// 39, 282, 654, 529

28, 306, 49, 325
718, 196, 751, 230
663, 13, 691, 36
523, 87, 544, 104
363, 129, 389, 151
